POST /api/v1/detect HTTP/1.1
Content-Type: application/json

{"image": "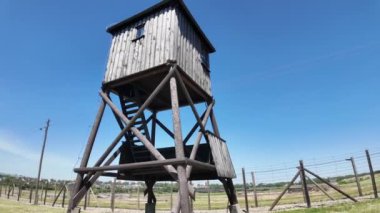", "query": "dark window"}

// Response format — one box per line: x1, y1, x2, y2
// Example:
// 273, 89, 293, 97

134, 24, 145, 41
201, 53, 209, 69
